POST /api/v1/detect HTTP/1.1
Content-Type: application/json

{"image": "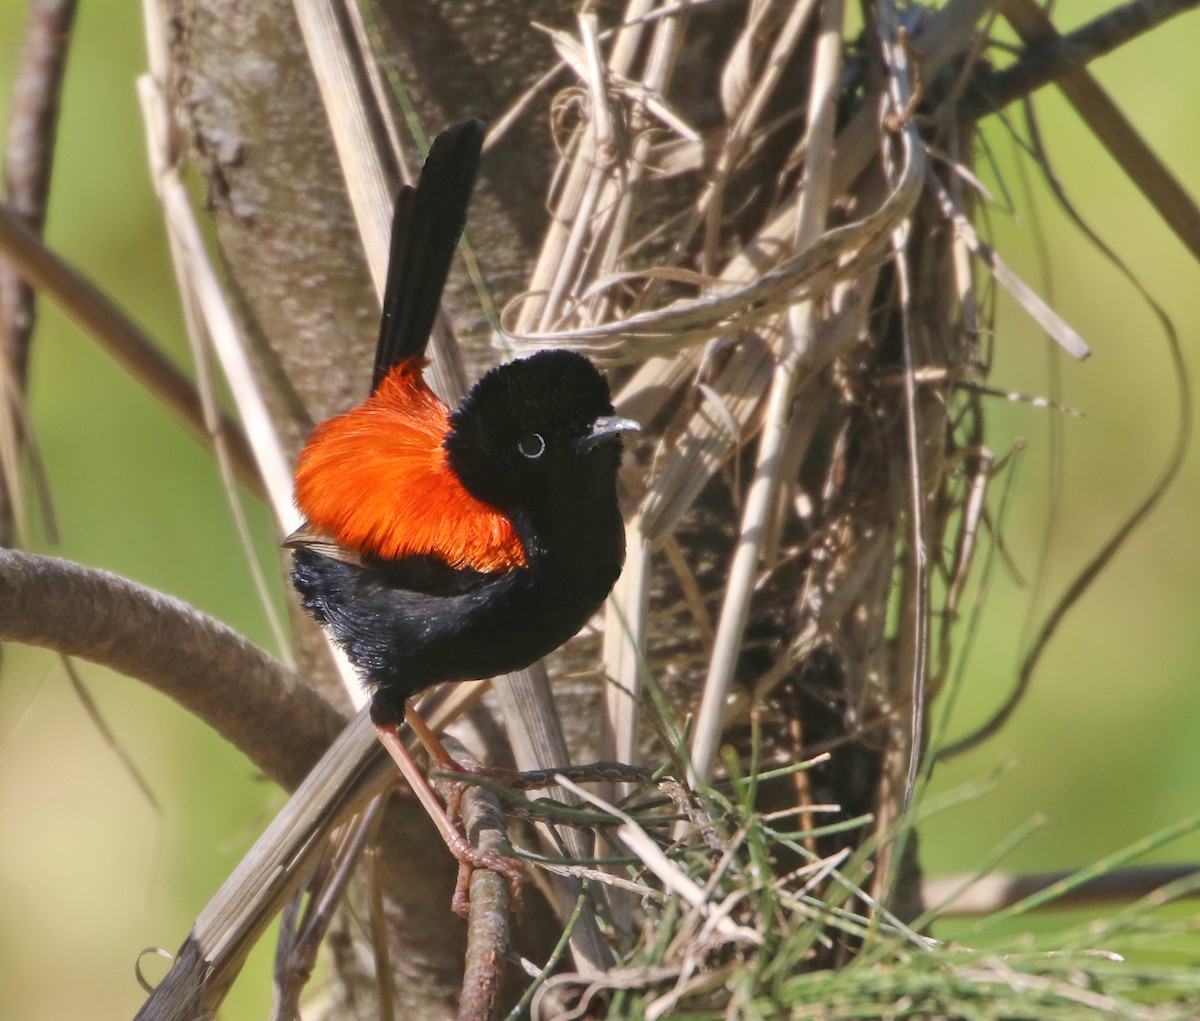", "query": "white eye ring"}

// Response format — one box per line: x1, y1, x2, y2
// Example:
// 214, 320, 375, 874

518, 432, 546, 459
